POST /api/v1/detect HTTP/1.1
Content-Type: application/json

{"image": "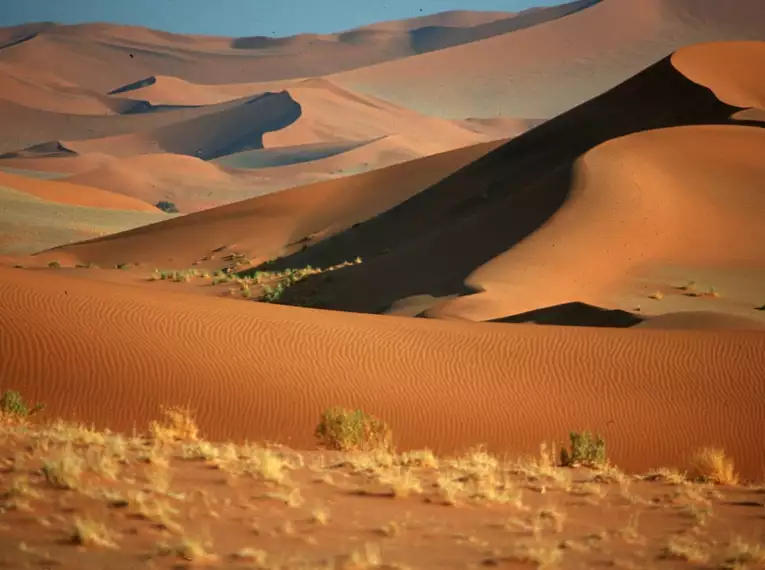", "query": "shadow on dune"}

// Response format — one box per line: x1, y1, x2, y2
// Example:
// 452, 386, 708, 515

482, 302, 644, 328
262, 54, 762, 315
